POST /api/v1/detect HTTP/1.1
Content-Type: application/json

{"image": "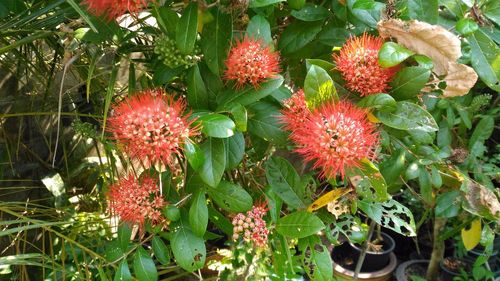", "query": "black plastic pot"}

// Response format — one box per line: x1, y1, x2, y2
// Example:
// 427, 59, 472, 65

395, 259, 429, 281
440, 257, 471, 281
384, 228, 414, 261
332, 232, 395, 272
